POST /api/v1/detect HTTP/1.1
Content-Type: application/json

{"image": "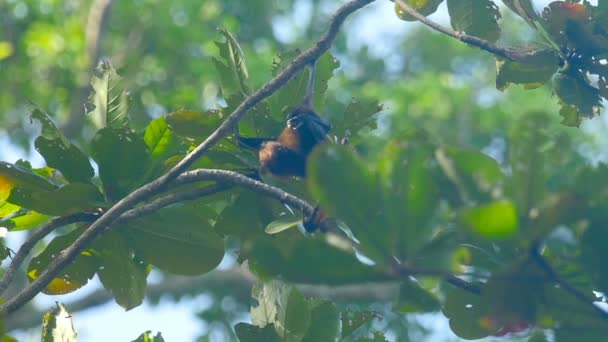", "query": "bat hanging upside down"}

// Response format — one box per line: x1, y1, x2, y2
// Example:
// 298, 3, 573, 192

235, 61, 330, 231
